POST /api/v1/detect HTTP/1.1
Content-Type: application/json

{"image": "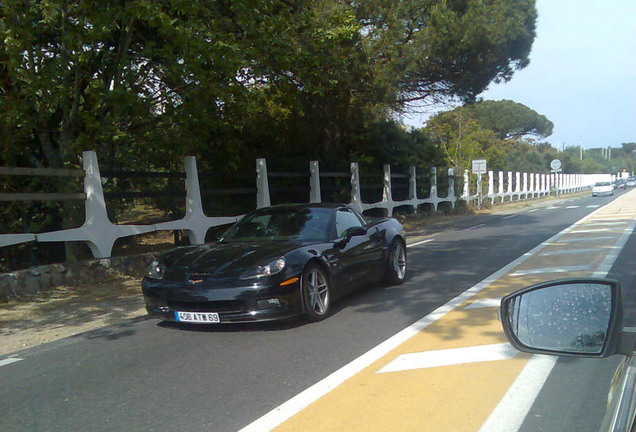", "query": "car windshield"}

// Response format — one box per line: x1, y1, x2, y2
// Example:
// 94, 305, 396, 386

221, 207, 333, 242
595, 182, 610, 186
